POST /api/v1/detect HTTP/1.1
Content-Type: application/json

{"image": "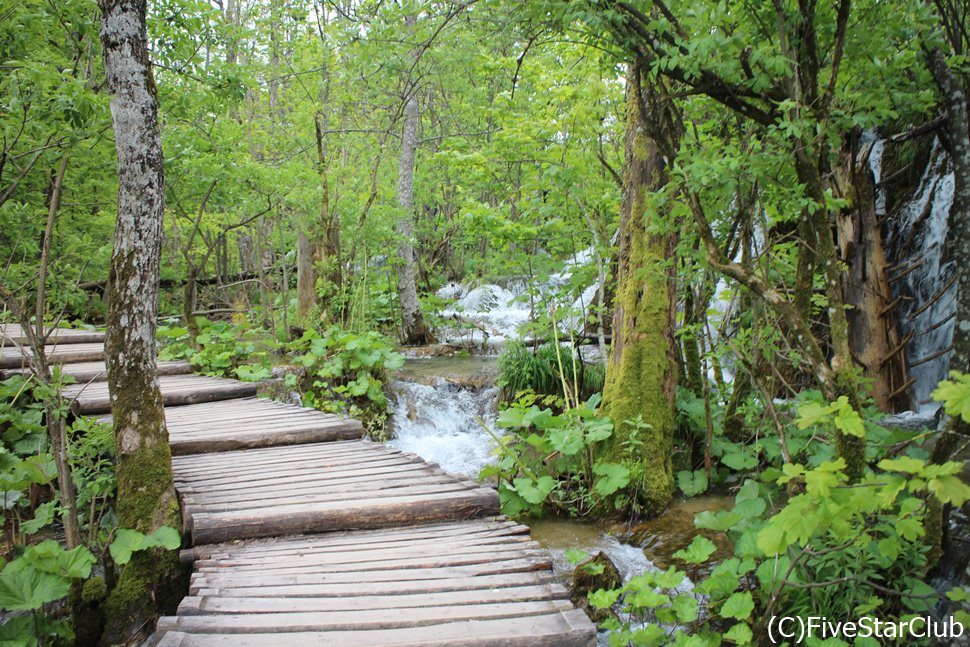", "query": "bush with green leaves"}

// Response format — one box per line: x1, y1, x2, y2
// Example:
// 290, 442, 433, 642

0, 528, 179, 646
289, 326, 404, 438
482, 392, 632, 517
581, 383, 970, 646
158, 317, 272, 382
